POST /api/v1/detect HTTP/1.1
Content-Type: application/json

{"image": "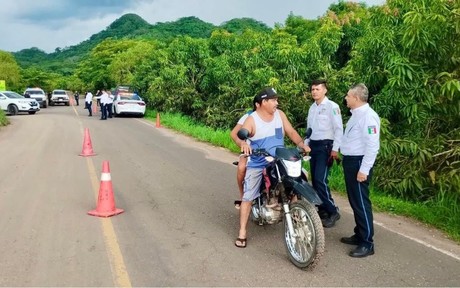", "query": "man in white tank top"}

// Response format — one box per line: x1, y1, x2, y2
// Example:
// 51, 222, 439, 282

234, 87, 310, 248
